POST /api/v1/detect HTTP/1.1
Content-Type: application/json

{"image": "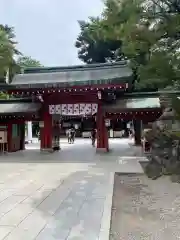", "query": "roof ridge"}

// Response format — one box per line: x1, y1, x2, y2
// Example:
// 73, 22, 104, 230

23, 61, 128, 74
